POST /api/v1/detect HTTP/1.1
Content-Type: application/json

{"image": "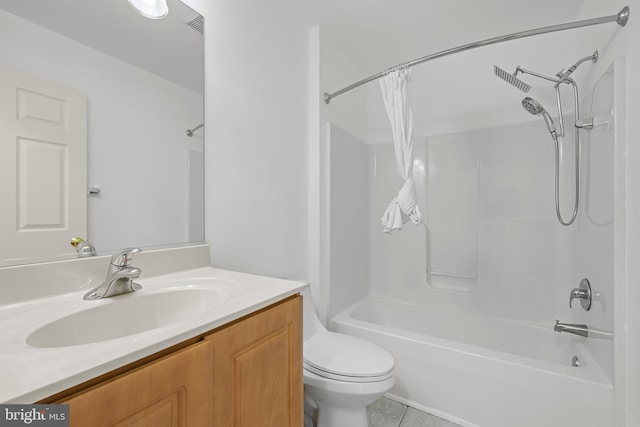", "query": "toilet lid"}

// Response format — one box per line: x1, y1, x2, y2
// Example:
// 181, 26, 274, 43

304, 331, 394, 380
